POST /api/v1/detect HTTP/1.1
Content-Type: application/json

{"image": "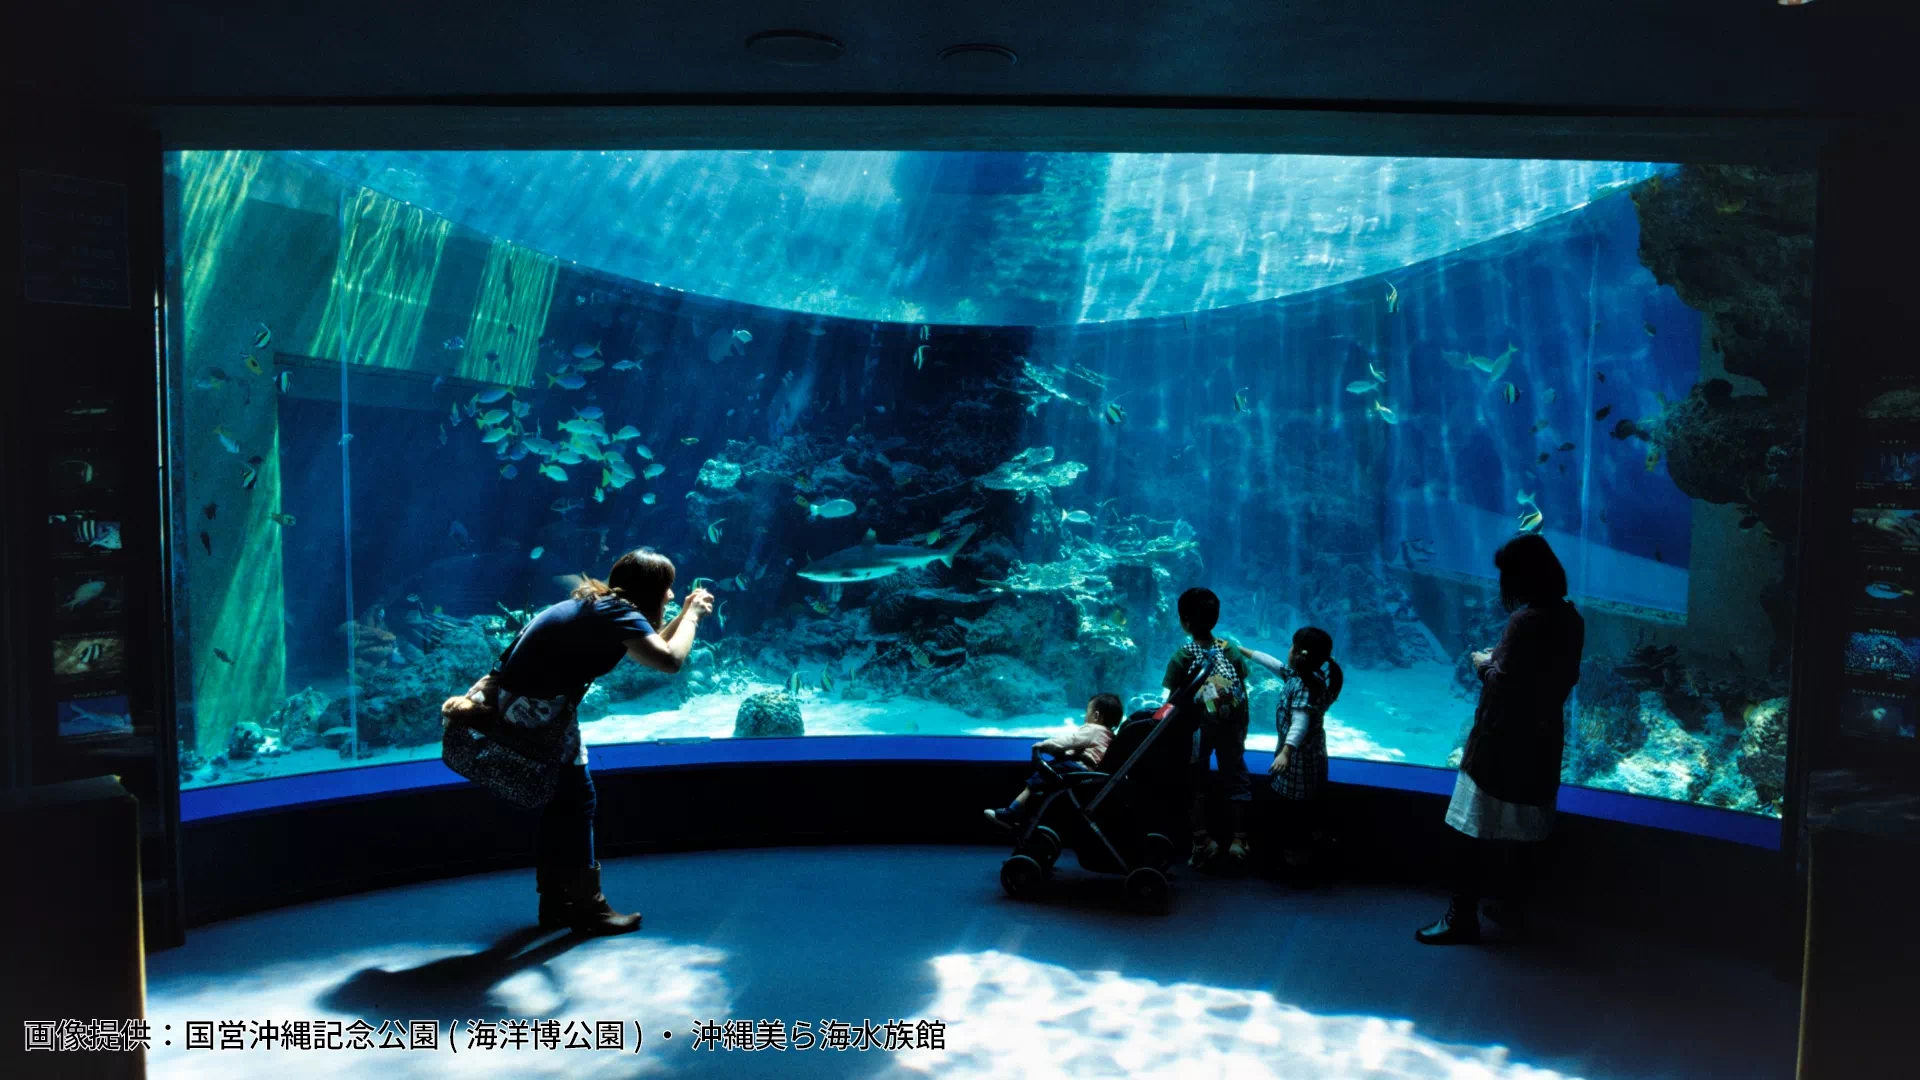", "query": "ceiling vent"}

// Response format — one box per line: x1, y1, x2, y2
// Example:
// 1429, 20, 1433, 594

938, 43, 1017, 72
744, 30, 845, 67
